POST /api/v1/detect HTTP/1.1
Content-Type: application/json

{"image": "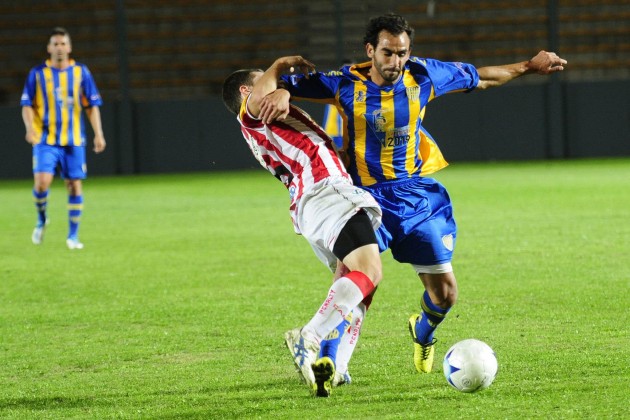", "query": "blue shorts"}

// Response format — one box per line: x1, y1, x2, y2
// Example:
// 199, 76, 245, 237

363, 176, 456, 266
33, 144, 87, 180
